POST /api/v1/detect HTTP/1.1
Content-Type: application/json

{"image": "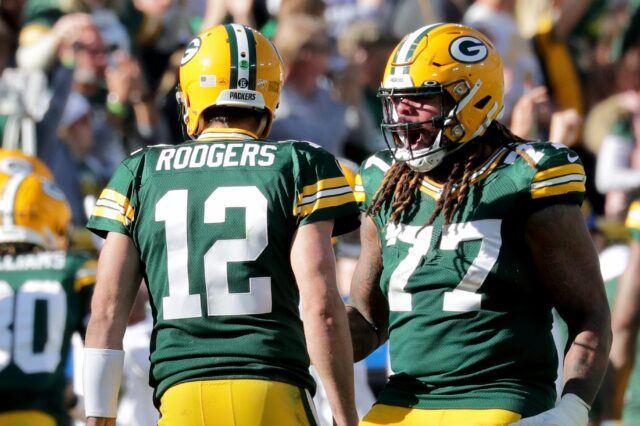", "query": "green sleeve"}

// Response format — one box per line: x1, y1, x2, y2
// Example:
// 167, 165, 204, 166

86, 151, 144, 238
291, 141, 359, 236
